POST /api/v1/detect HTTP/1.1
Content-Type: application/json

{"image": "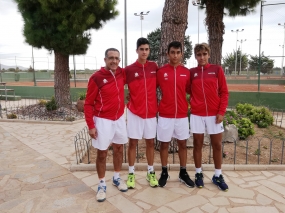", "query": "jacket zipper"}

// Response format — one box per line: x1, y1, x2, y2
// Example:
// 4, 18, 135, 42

174, 67, 177, 118
143, 65, 148, 118
201, 66, 208, 116
110, 70, 120, 119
